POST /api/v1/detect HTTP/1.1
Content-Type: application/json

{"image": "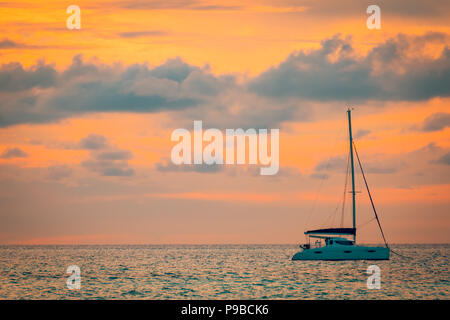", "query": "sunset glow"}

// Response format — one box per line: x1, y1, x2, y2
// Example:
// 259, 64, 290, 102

1, 0, 449, 245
